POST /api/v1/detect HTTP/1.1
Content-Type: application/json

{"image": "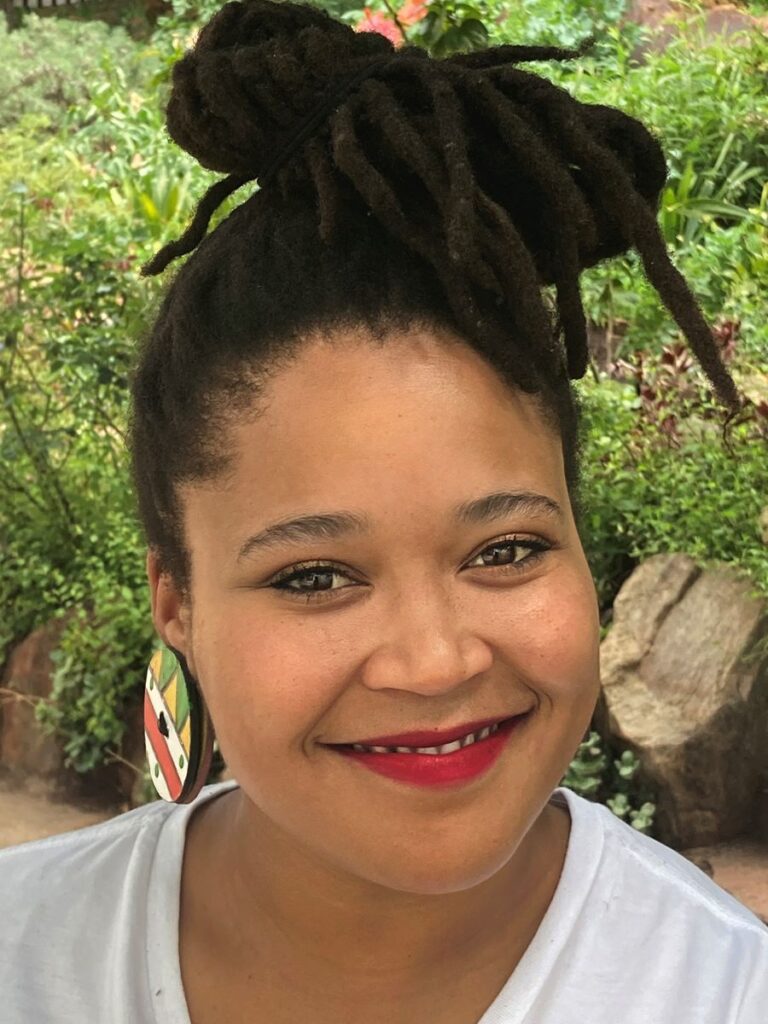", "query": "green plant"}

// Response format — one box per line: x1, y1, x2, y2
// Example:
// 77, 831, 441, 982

0, 14, 139, 129
582, 188, 768, 362
560, 730, 658, 834
37, 574, 157, 774
577, 338, 768, 613
486, 0, 630, 50
531, 22, 768, 213
657, 132, 765, 249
